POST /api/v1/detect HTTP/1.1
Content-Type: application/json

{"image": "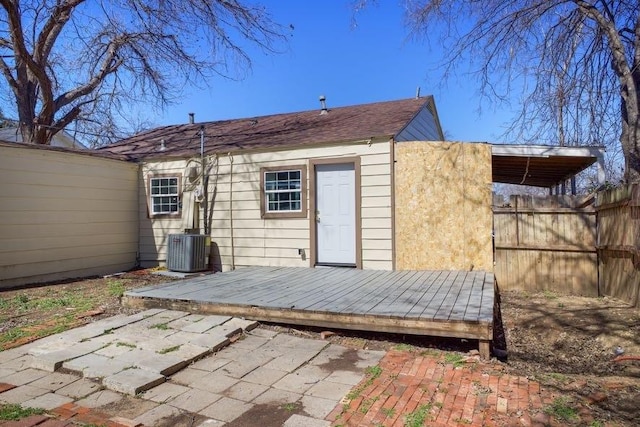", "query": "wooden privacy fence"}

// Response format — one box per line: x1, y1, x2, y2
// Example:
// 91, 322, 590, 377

493, 194, 598, 296
596, 185, 640, 306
